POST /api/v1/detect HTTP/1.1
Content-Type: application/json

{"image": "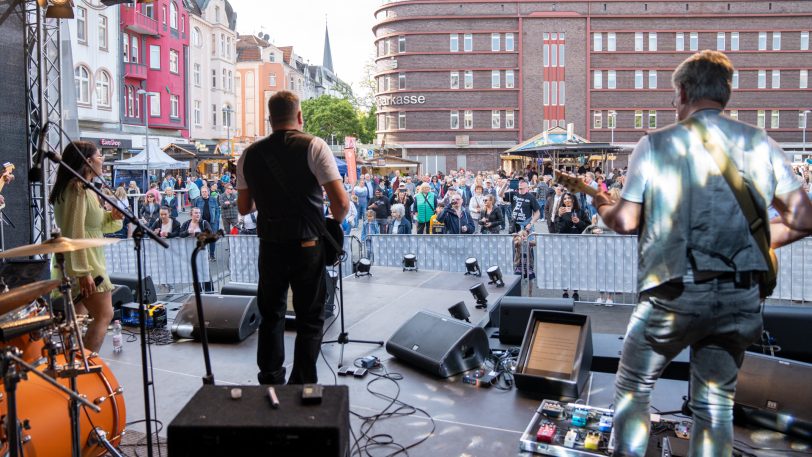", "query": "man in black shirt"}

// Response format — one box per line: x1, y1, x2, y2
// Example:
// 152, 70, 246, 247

504, 178, 540, 233
368, 188, 391, 234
